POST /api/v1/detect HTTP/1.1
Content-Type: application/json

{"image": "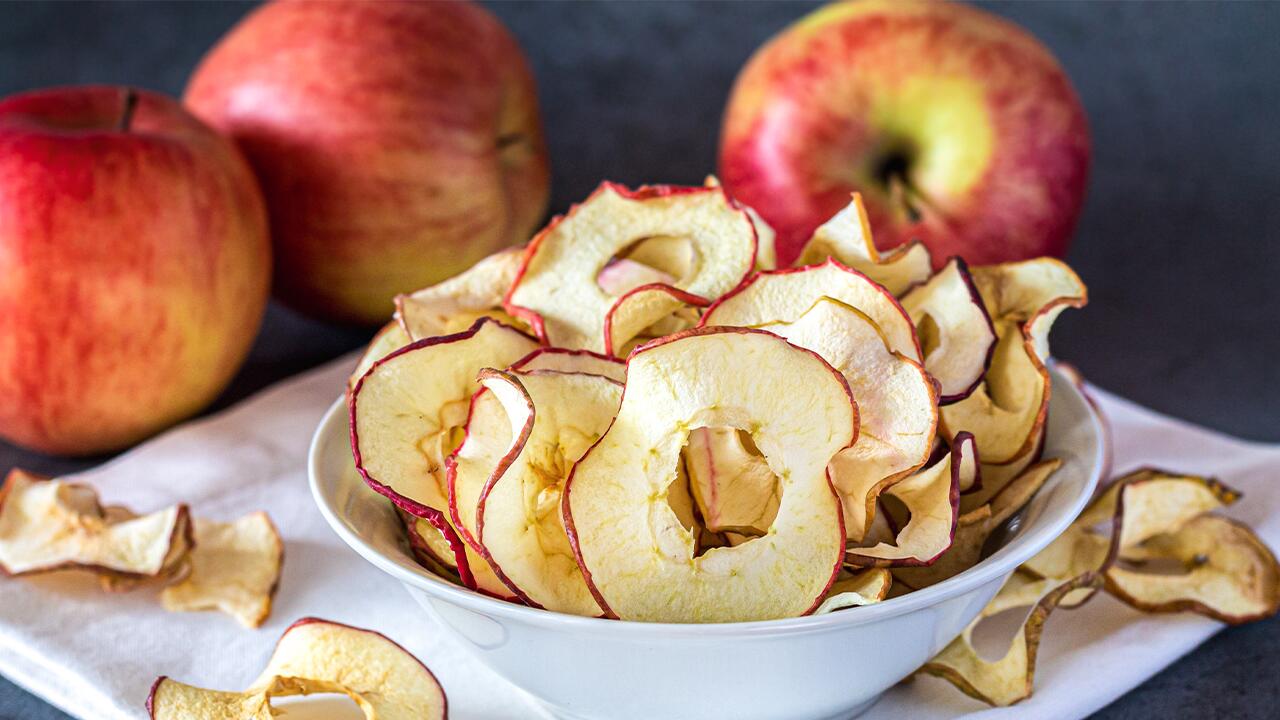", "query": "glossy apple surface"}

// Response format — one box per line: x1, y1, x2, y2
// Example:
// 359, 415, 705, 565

0, 86, 270, 455
185, 0, 550, 324
720, 0, 1090, 266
